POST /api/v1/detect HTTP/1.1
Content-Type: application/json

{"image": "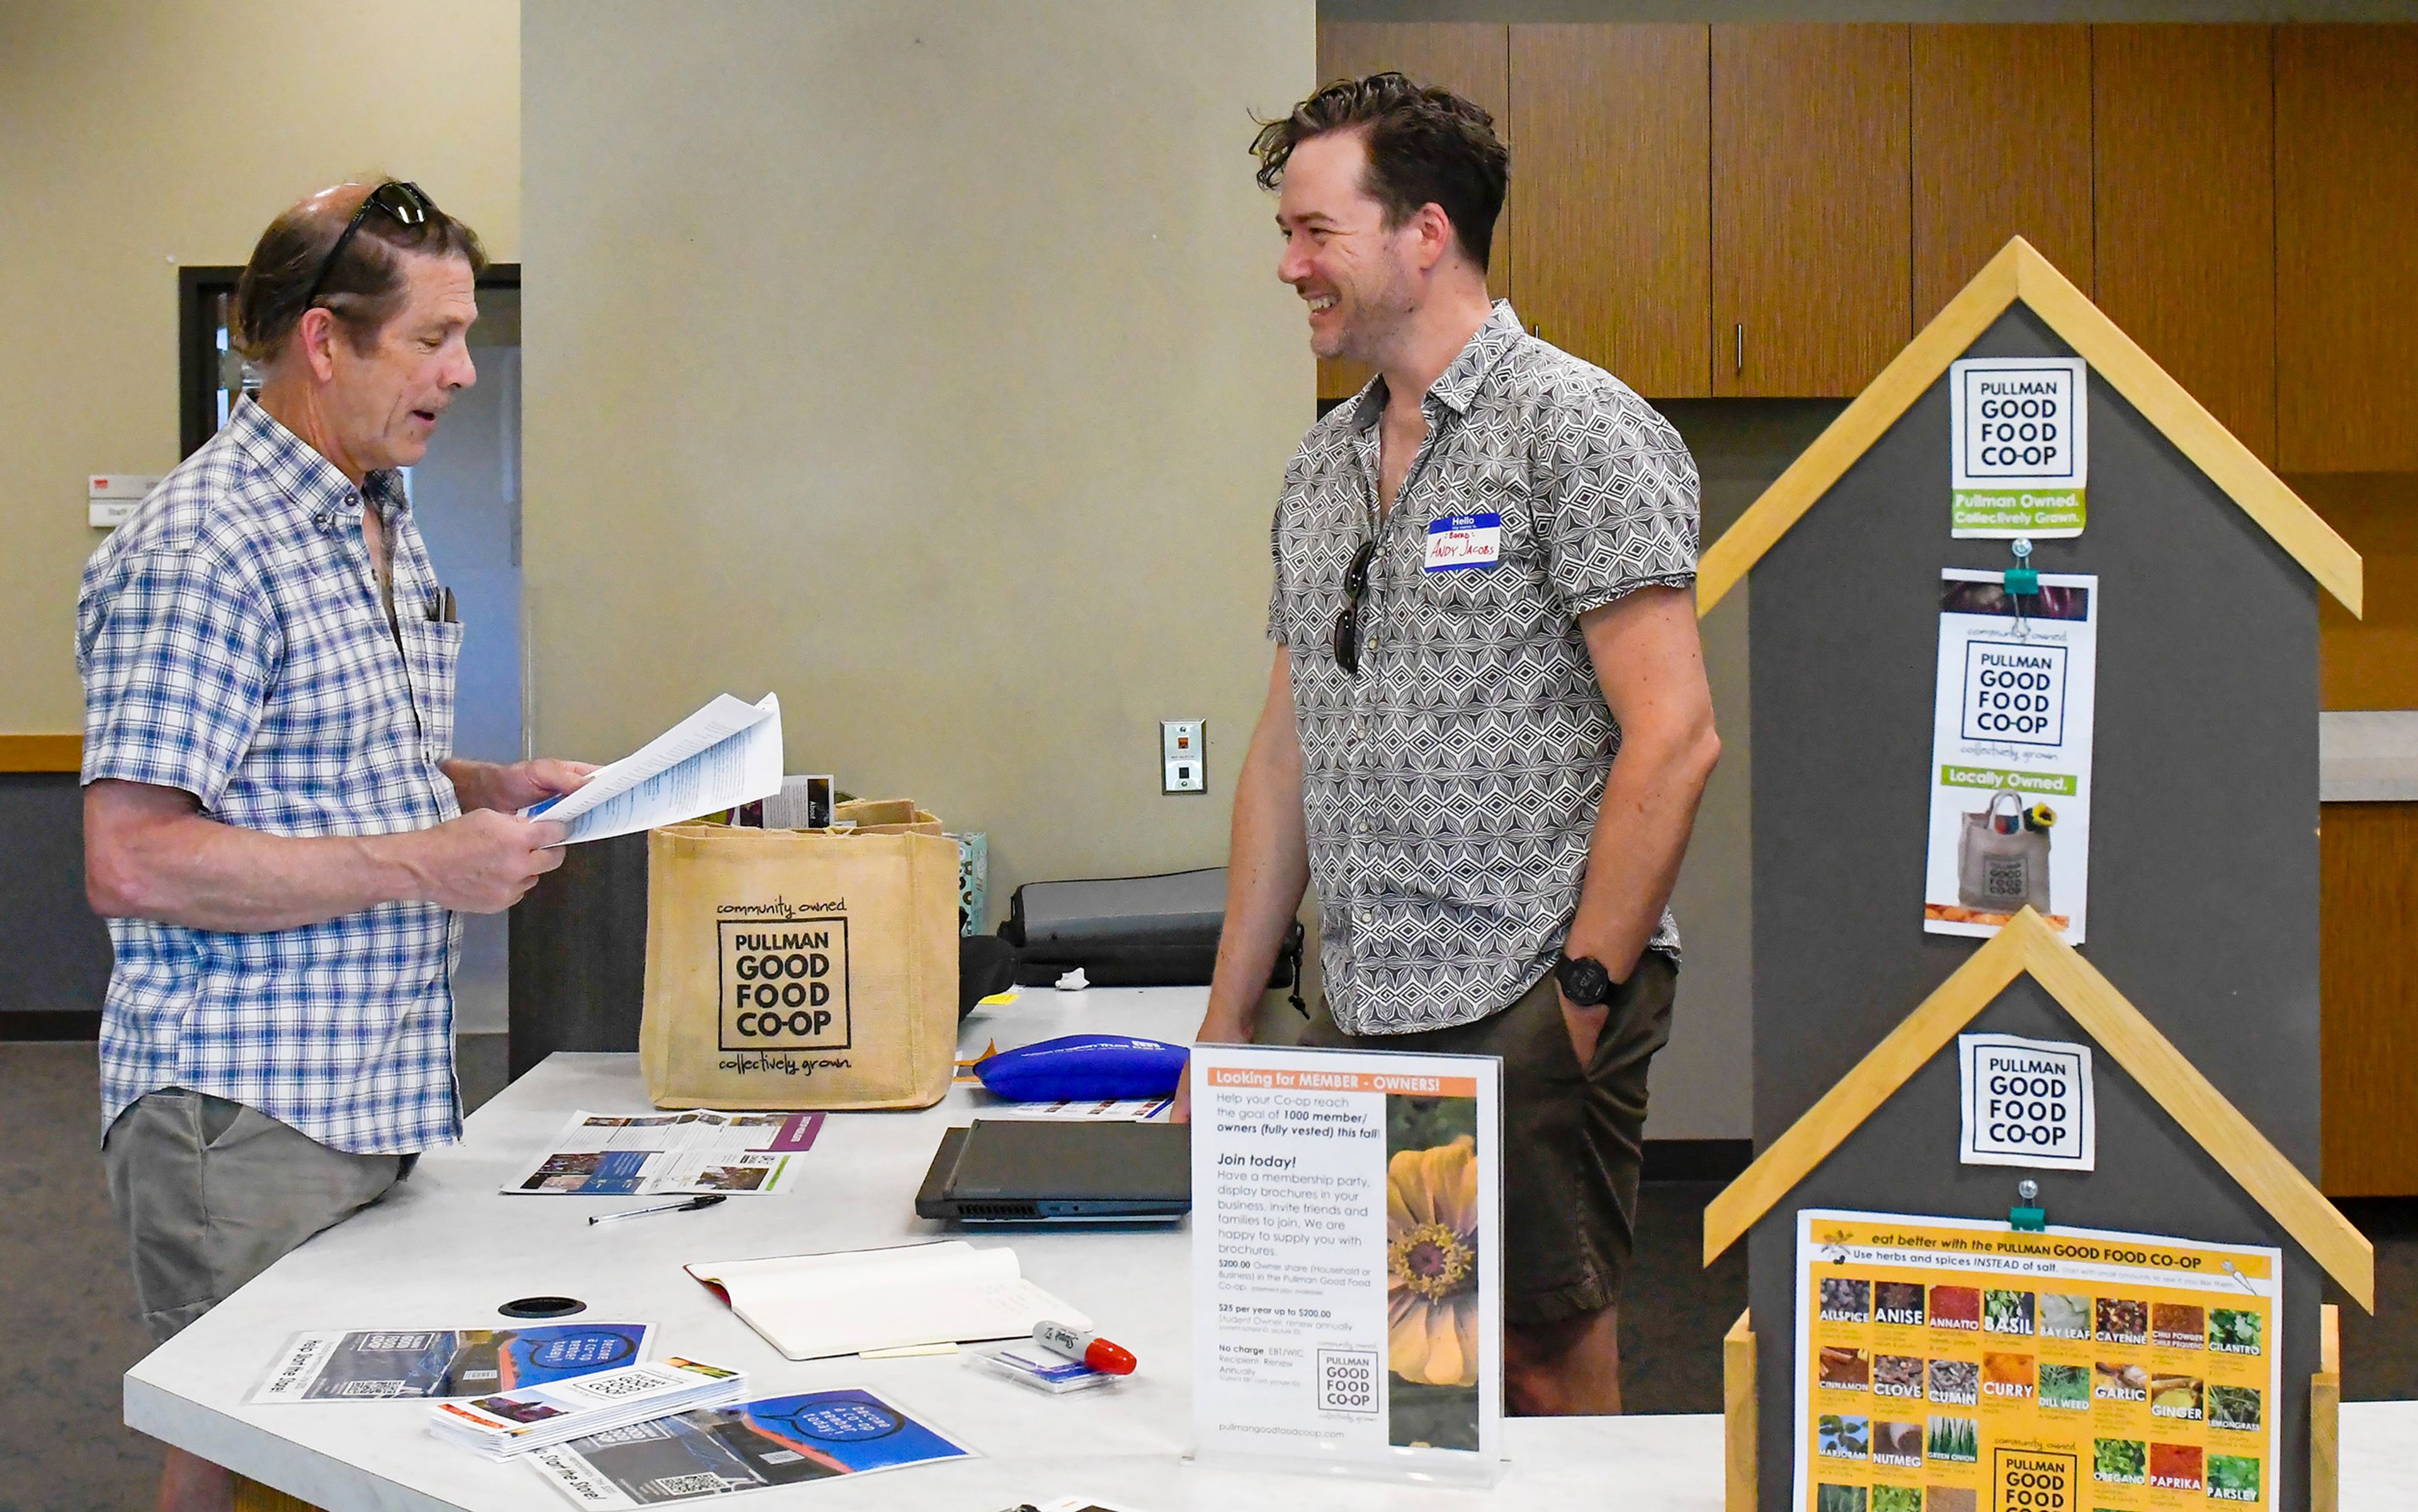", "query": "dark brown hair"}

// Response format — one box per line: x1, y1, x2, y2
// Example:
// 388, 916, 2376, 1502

232, 181, 488, 364
1251, 72, 1509, 271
